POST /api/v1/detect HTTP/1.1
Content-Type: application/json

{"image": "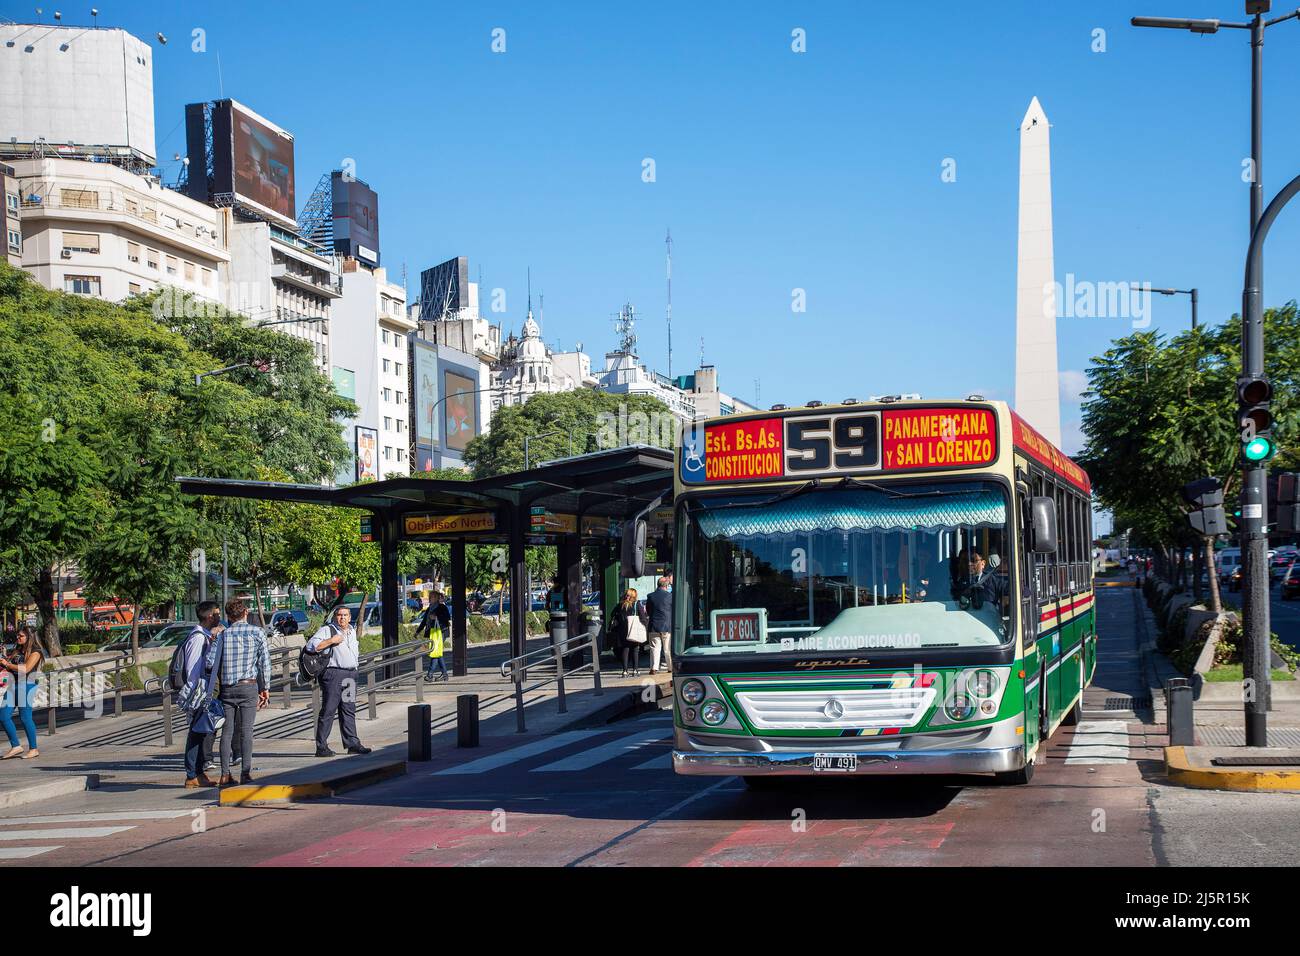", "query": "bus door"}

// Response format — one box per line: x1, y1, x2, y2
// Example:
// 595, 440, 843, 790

1018, 488, 1047, 750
